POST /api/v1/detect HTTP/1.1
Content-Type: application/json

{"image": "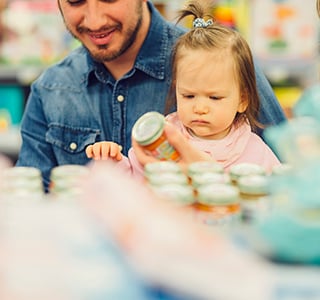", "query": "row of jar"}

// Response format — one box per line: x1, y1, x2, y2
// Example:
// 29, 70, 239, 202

144, 161, 291, 227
